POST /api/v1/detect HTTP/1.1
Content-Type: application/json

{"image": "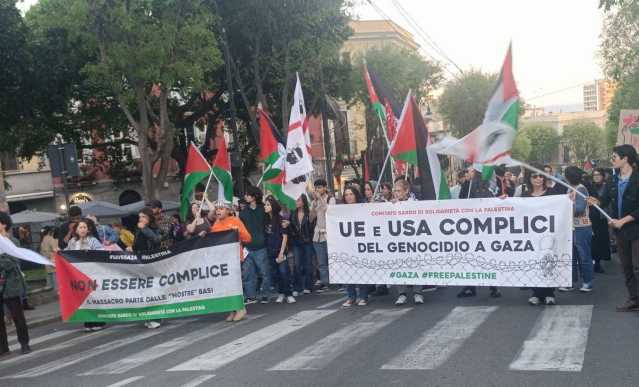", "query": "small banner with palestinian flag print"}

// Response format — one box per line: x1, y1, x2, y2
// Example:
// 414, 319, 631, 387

55, 231, 244, 322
